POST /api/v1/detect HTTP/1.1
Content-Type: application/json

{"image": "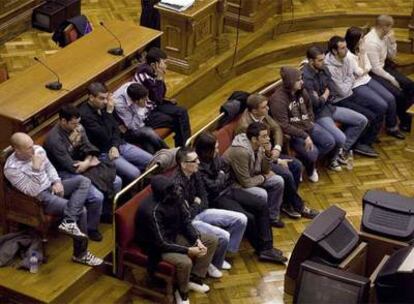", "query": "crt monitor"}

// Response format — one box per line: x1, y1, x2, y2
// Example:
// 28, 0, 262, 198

375, 245, 414, 303
286, 205, 359, 291
294, 260, 370, 304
